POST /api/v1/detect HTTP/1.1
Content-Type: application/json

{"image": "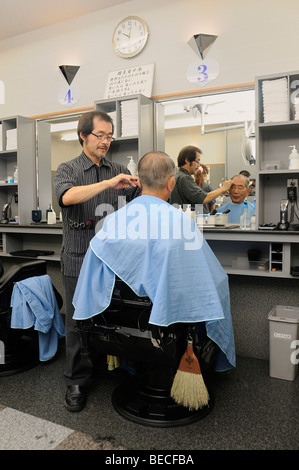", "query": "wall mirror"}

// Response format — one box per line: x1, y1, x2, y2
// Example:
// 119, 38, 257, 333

36, 86, 256, 218
157, 87, 256, 195
36, 112, 83, 217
